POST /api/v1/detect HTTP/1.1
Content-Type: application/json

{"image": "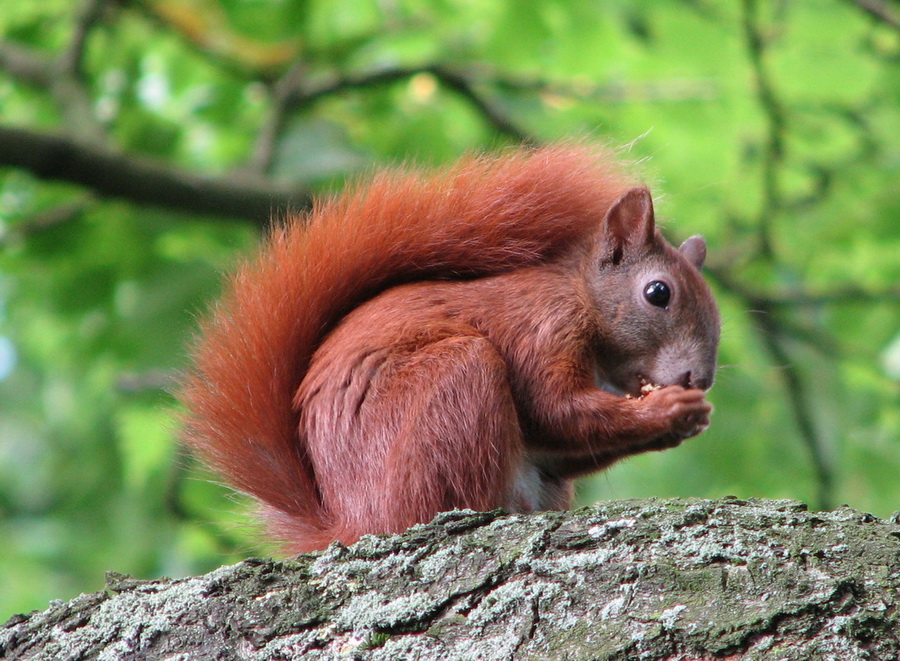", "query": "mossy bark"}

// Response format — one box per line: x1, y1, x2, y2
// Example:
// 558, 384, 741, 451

3, 497, 899, 660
